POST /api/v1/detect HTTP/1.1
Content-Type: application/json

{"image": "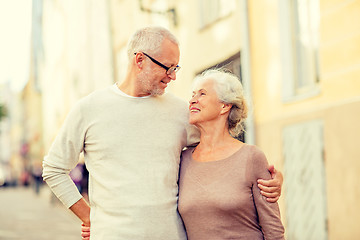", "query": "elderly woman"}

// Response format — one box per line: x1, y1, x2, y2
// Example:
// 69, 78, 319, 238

178, 69, 285, 240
